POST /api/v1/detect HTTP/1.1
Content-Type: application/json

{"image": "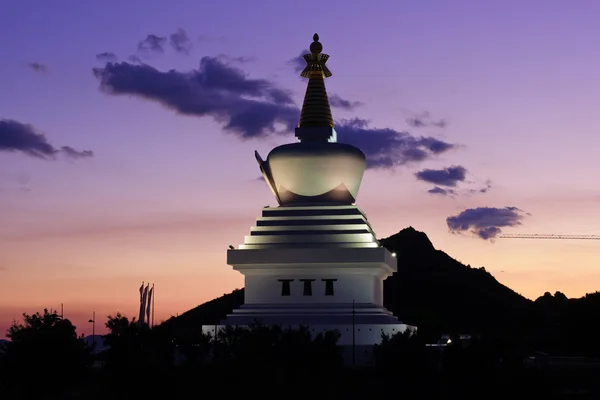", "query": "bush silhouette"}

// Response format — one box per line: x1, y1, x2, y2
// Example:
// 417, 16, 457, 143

0, 309, 90, 397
